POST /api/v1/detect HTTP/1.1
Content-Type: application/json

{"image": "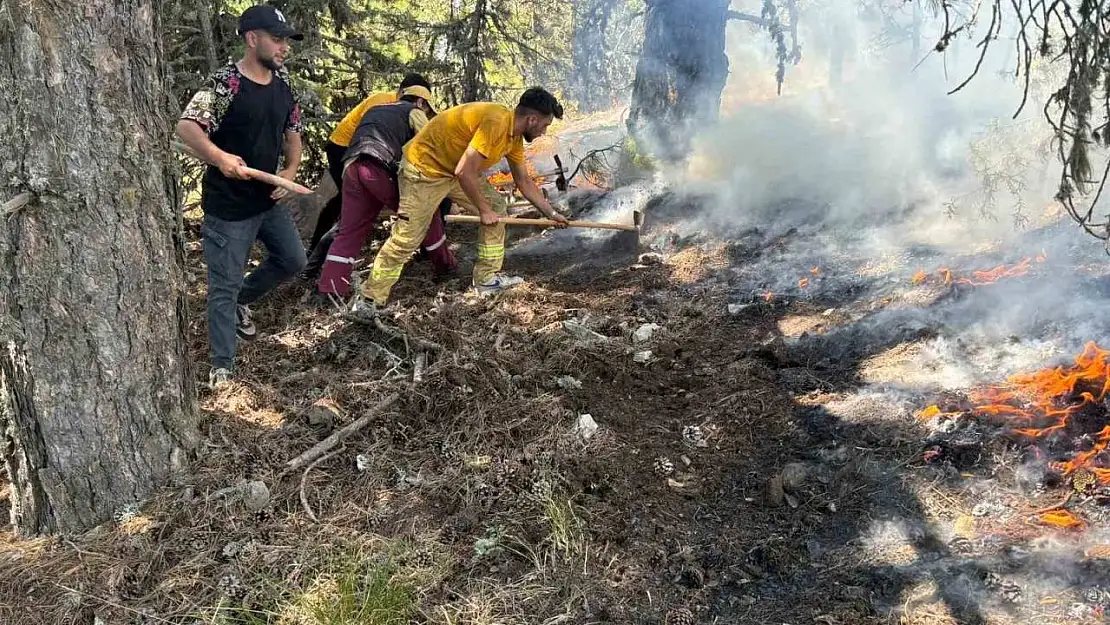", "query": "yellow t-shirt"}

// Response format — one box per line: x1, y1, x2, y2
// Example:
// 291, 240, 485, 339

404, 102, 525, 178
328, 91, 398, 146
